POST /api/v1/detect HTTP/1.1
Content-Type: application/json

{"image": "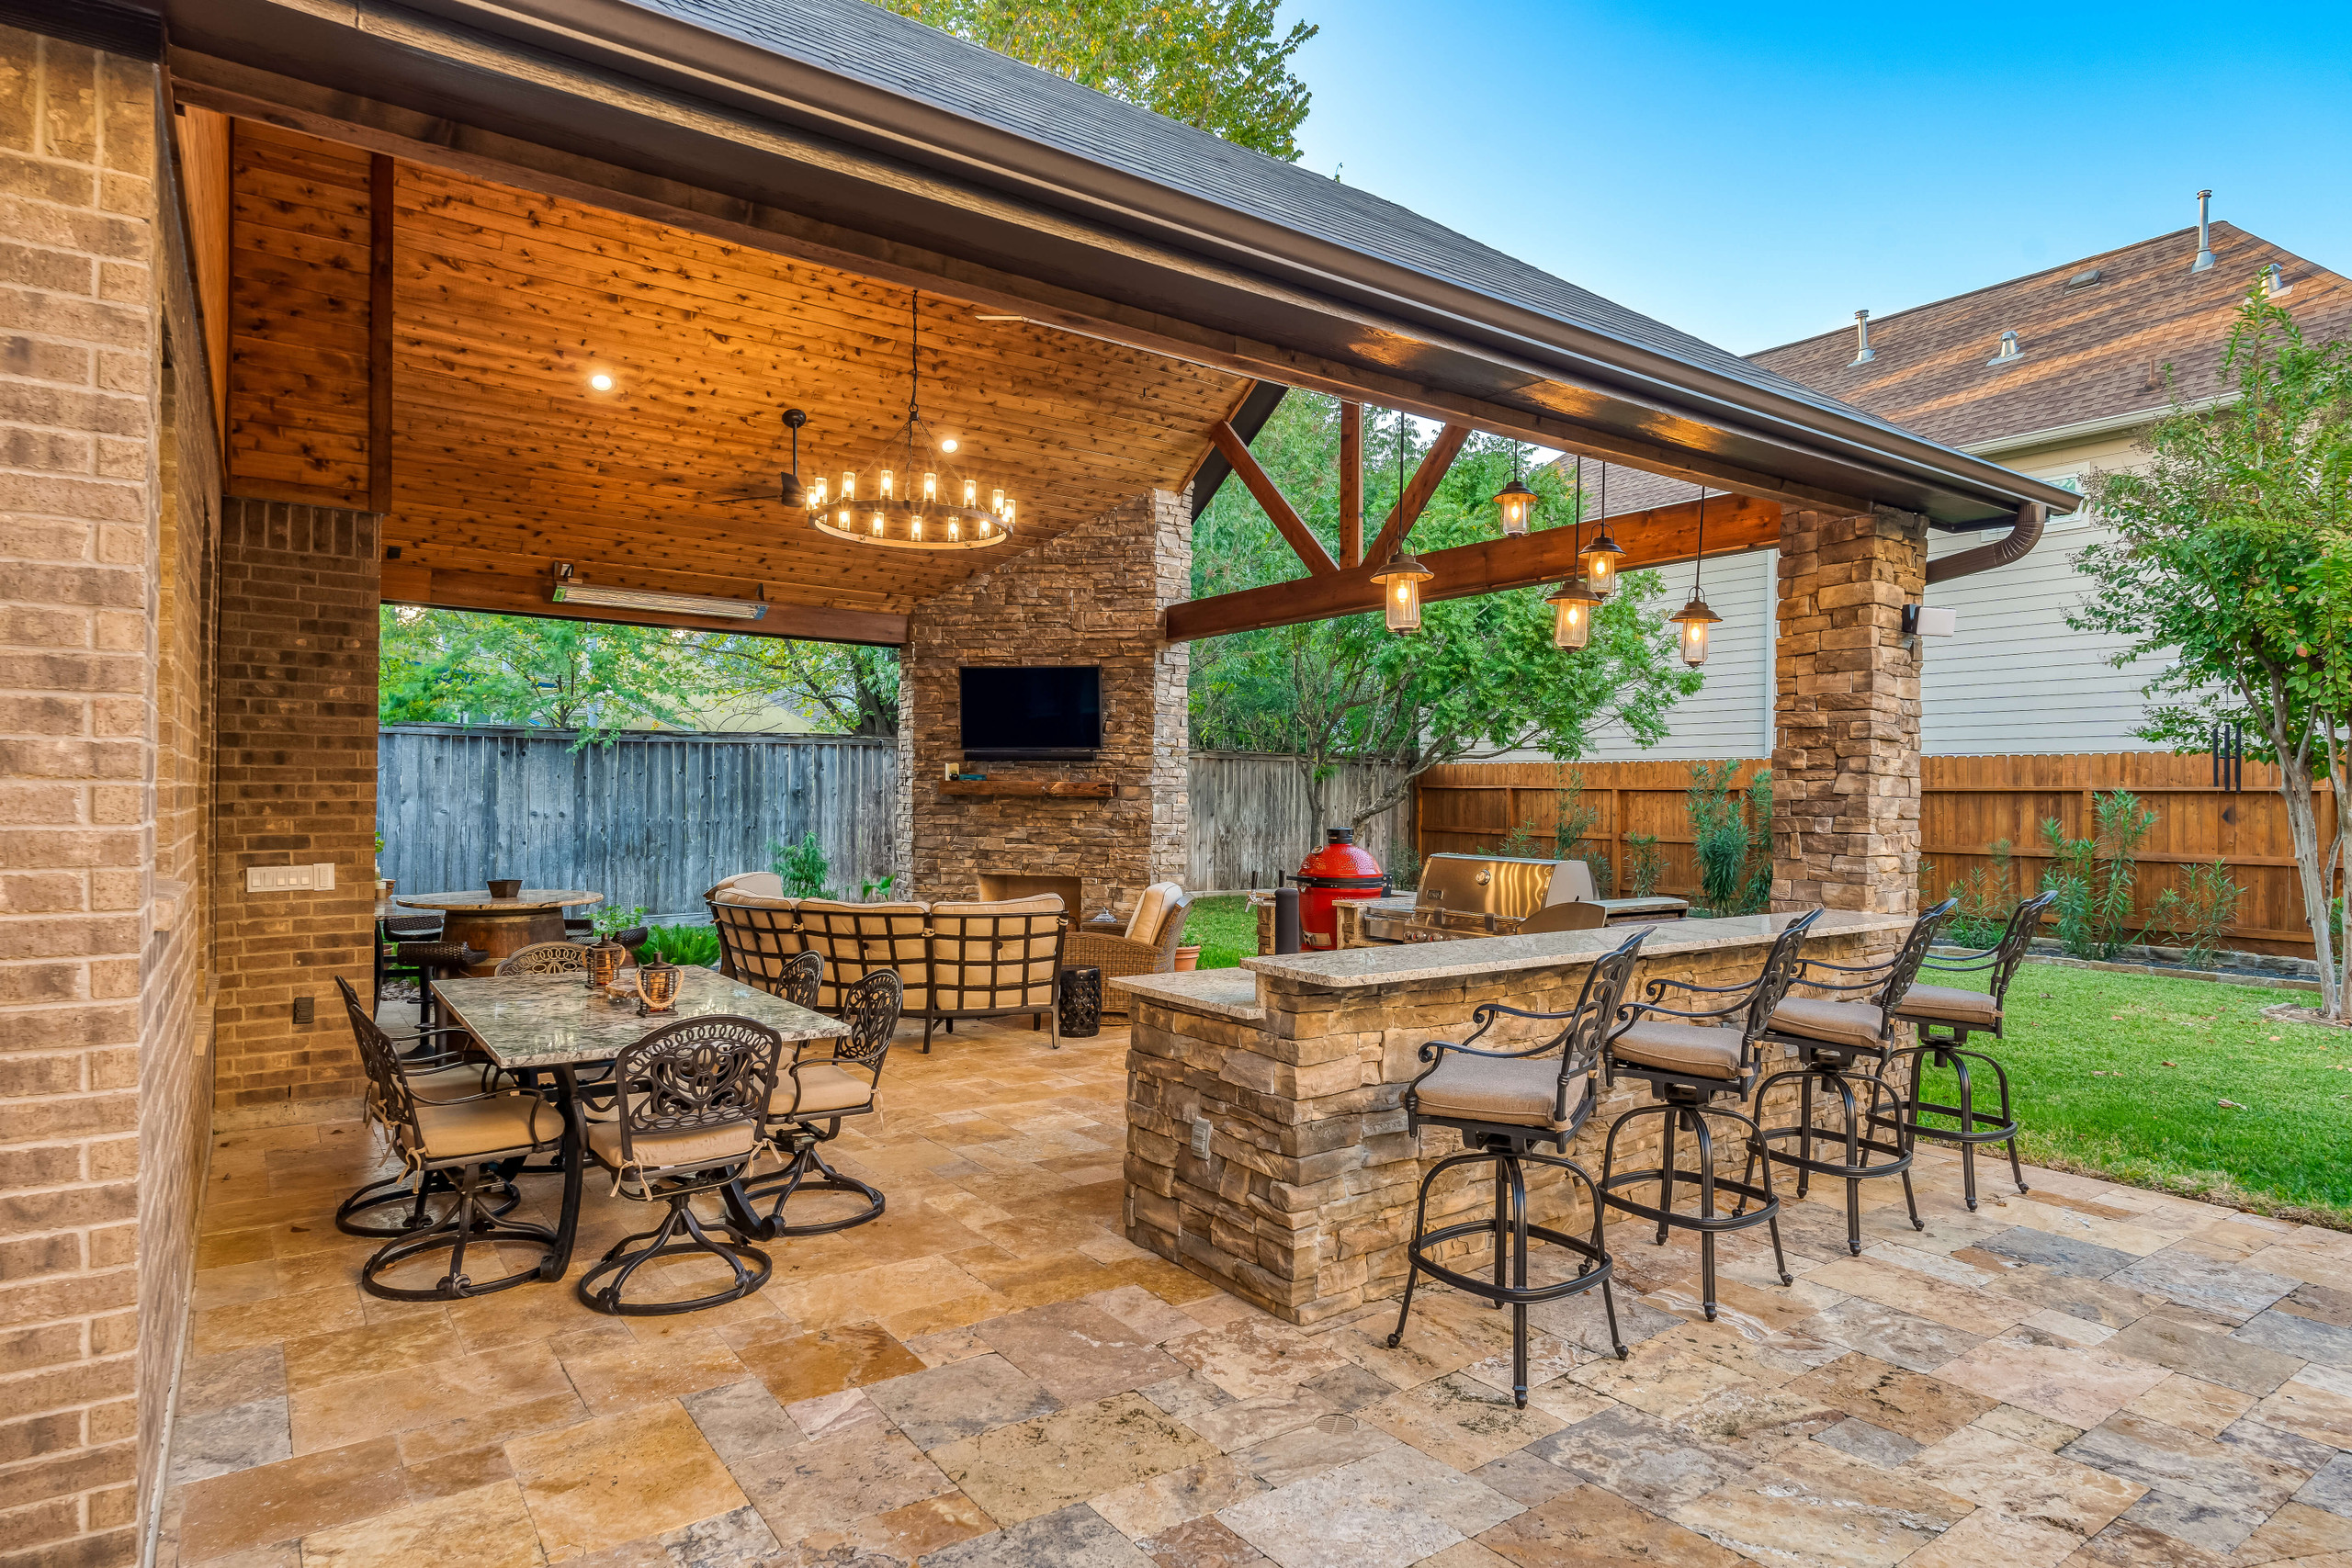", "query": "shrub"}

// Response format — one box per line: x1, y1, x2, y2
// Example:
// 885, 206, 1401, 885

771, 830, 834, 900
641, 923, 721, 967
2150, 858, 2244, 970
1942, 839, 2019, 949
1623, 833, 1667, 899
1385, 839, 1421, 893
1553, 766, 1611, 895
1687, 761, 1772, 917
2038, 790, 2158, 959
